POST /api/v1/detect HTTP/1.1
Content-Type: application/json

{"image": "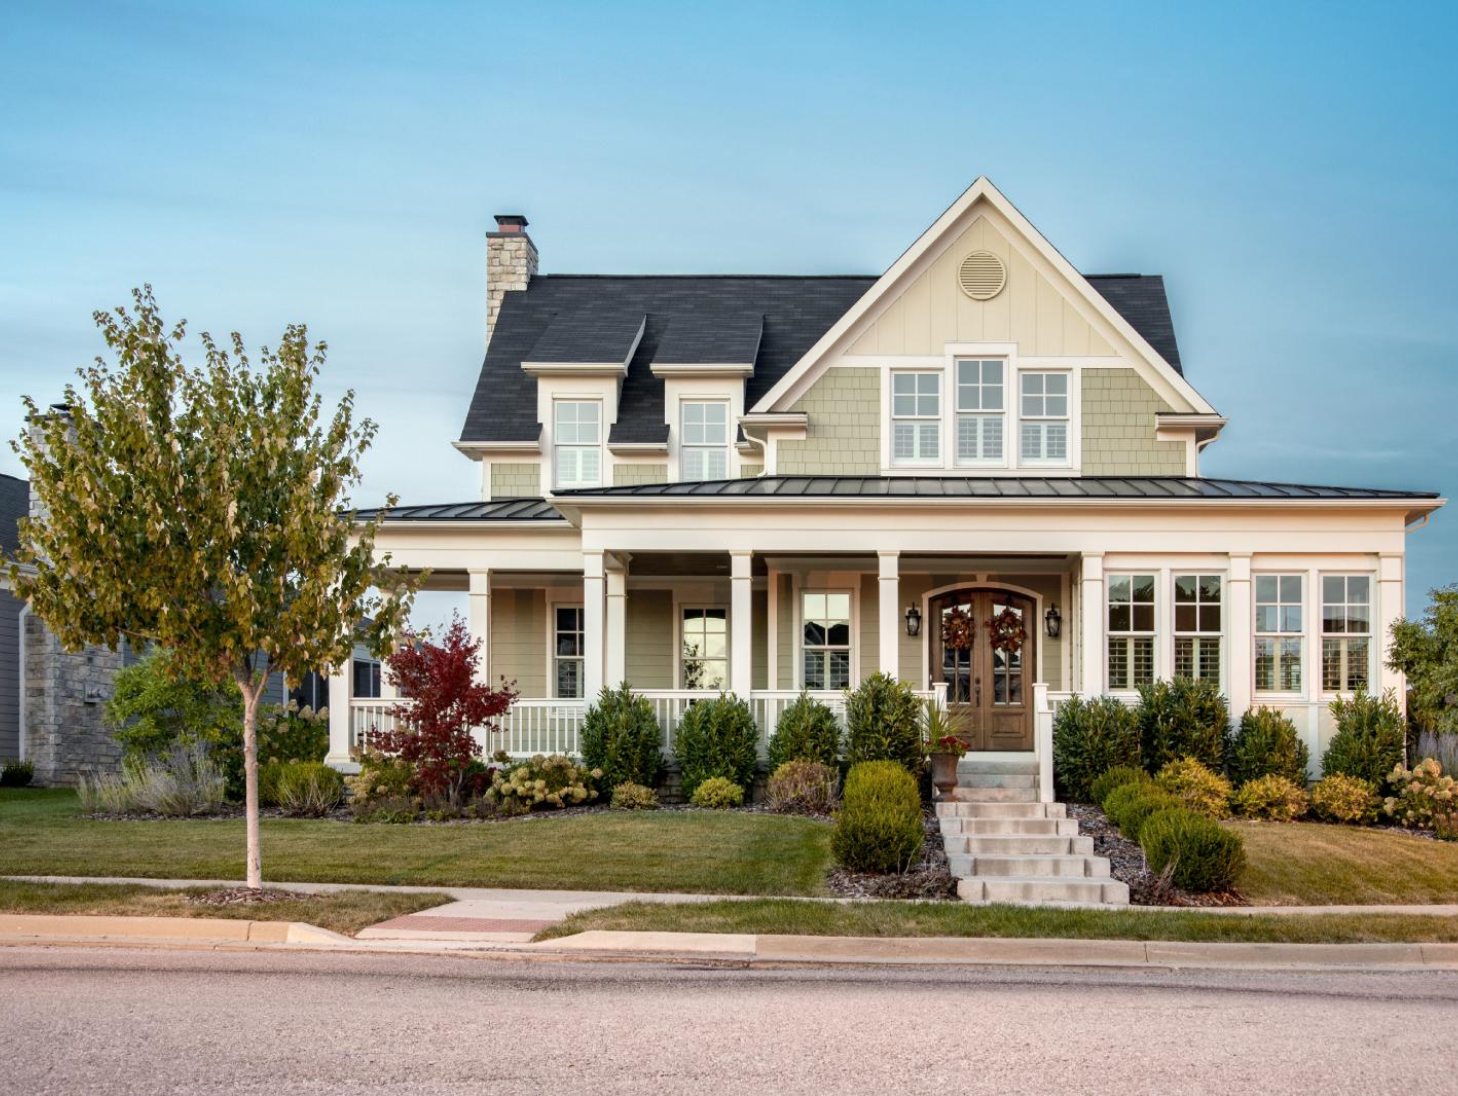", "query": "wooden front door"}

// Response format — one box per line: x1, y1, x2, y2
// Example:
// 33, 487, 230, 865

929, 588, 1035, 751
